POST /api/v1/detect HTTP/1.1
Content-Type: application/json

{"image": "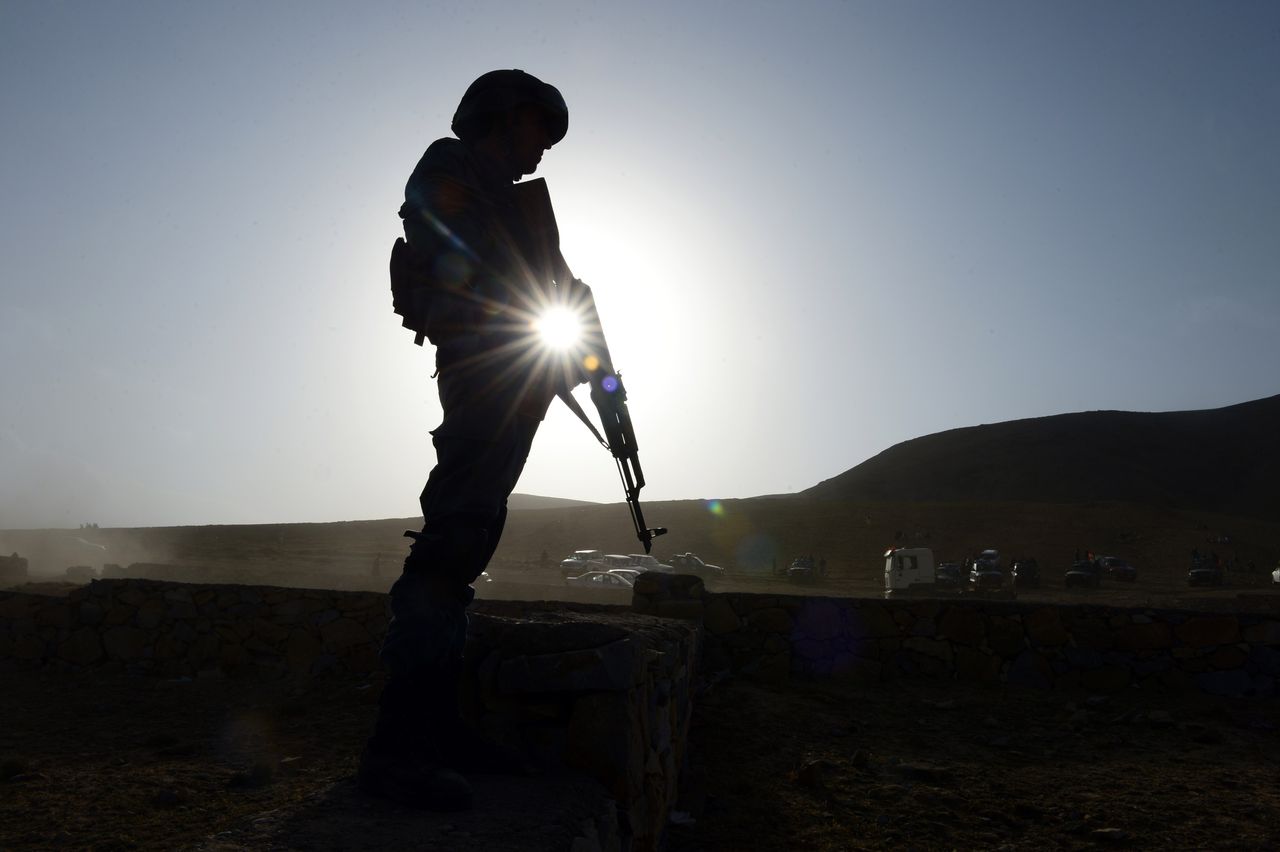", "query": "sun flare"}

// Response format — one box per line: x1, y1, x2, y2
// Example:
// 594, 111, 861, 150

534, 306, 582, 349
